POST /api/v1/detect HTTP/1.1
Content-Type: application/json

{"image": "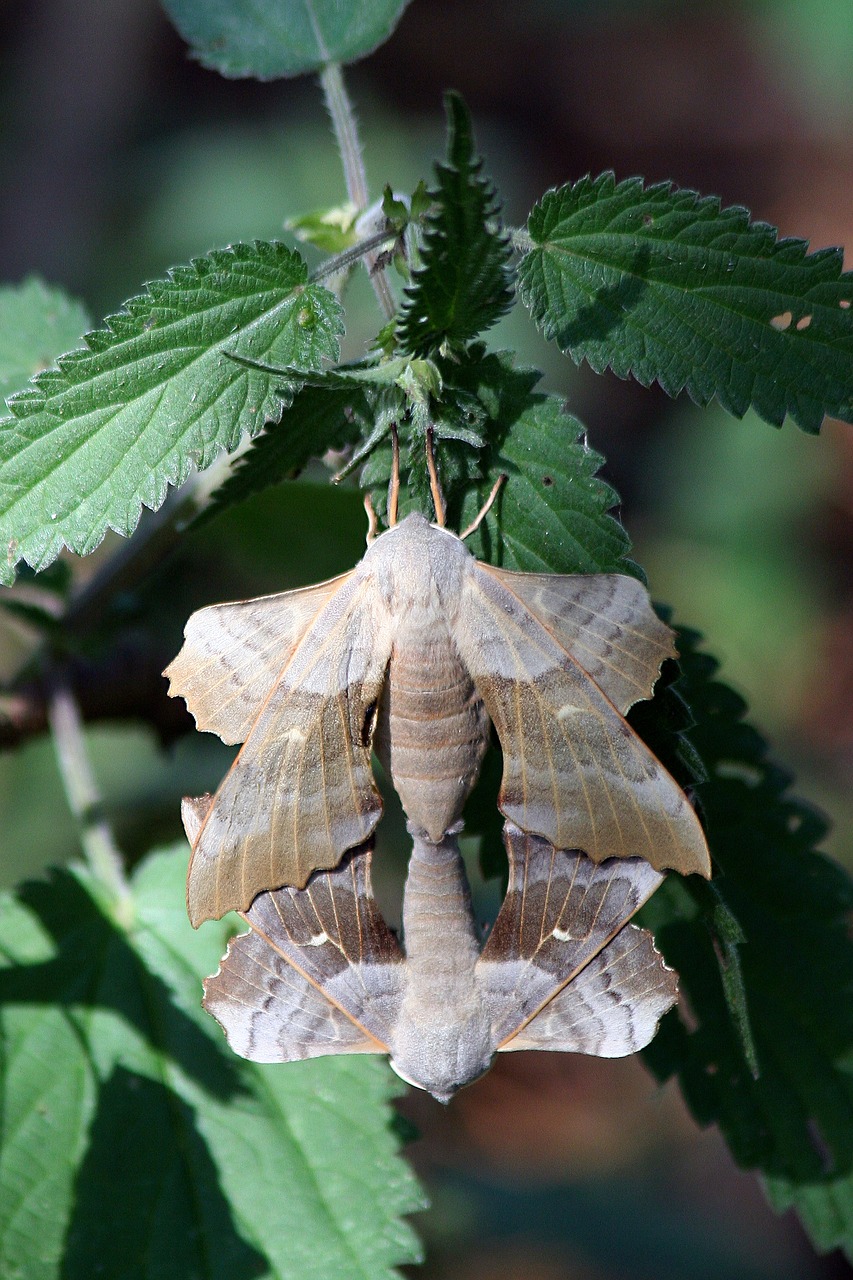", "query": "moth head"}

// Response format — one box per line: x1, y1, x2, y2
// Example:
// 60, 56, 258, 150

388, 1014, 495, 1104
